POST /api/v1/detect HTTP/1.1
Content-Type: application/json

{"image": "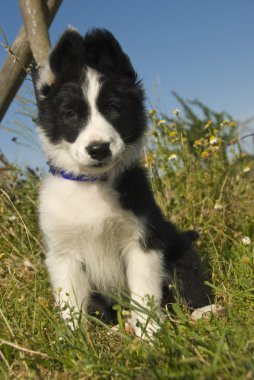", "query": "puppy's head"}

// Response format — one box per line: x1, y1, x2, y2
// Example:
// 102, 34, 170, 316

36, 28, 146, 175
